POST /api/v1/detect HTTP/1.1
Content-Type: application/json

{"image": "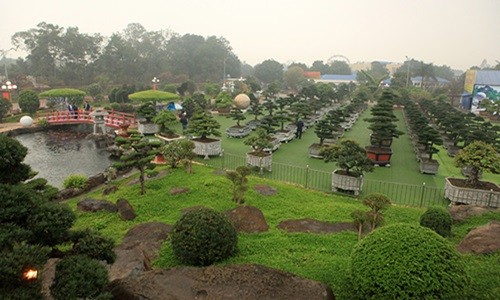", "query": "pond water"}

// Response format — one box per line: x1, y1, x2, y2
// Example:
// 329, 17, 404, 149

15, 126, 115, 189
